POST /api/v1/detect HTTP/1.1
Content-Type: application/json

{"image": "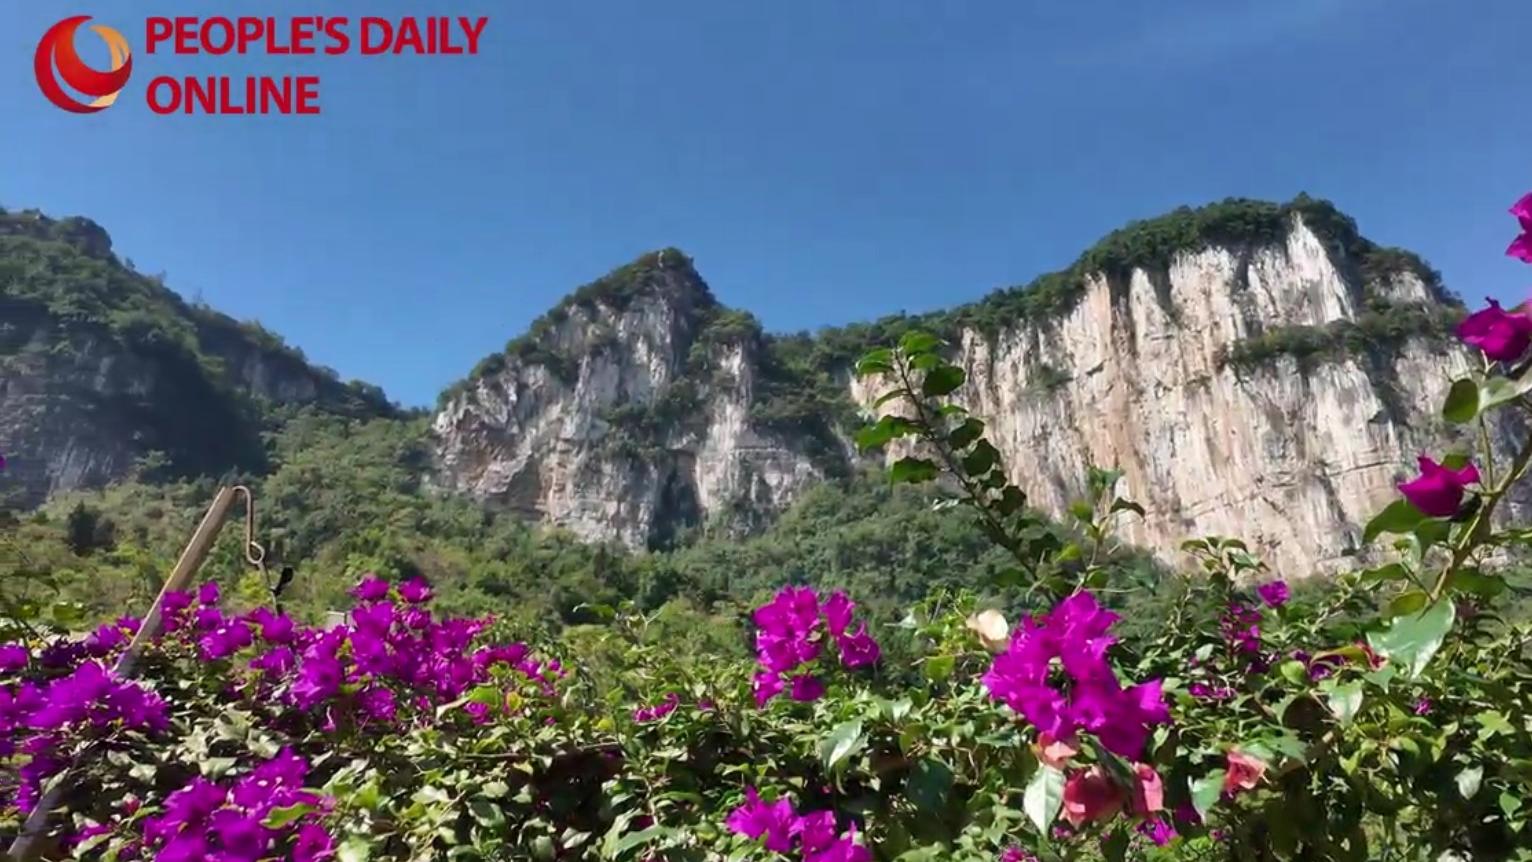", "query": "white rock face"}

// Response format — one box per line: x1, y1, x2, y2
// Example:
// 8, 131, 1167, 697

430, 253, 825, 547
849, 215, 1506, 575
433, 220, 1497, 575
